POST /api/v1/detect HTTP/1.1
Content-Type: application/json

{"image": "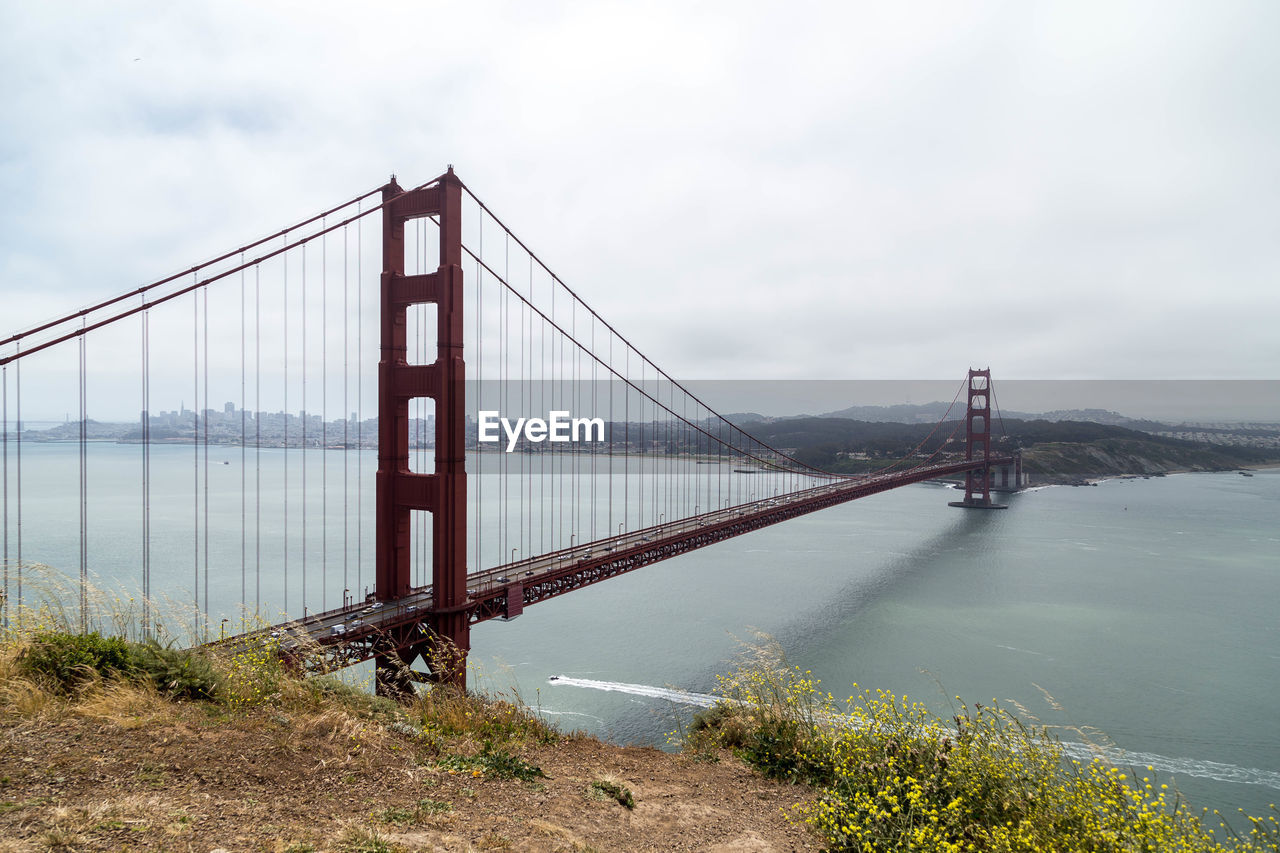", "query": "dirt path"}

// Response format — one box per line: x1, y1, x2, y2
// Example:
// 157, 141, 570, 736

0, 707, 818, 852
